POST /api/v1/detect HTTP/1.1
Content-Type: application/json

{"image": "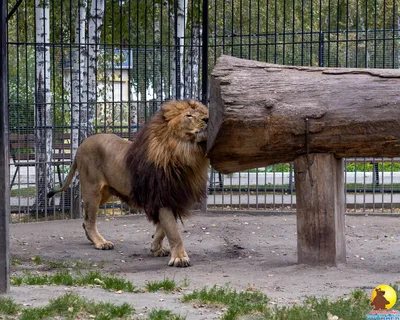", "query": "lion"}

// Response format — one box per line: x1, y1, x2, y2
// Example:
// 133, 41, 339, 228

47, 100, 209, 267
